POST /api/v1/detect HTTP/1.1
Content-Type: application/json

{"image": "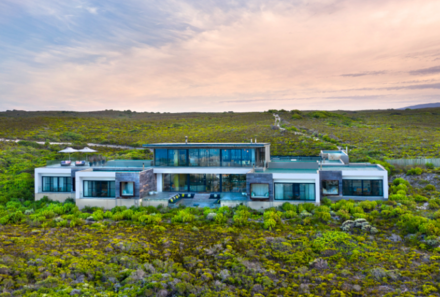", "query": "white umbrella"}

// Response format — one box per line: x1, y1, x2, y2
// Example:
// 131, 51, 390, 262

58, 147, 78, 161
78, 147, 97, 161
